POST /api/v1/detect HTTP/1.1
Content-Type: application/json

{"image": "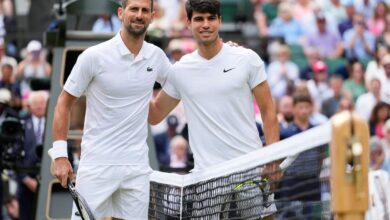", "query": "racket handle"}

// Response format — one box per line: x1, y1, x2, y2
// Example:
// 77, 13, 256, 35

279, 154, 299, 170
